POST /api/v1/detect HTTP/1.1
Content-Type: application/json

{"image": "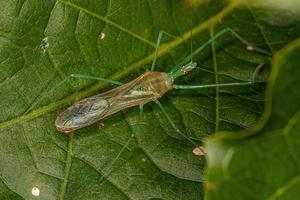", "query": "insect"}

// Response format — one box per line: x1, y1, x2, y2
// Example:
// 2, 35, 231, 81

55, 28, 266, 134
55, 63, 195, 133
55, 59, 263, 133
